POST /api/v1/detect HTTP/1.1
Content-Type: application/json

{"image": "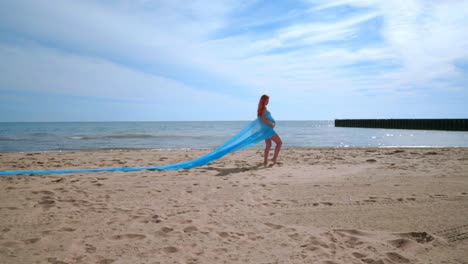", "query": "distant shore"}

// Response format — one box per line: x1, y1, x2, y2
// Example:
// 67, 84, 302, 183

1, 148, 467, 263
